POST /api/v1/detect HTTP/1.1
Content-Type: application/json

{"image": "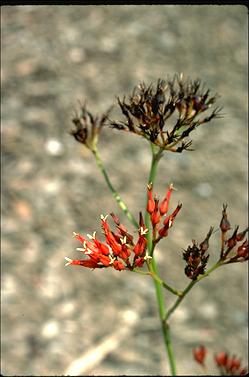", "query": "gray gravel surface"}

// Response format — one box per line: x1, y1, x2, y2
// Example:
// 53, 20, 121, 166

1, 5, 248, 376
